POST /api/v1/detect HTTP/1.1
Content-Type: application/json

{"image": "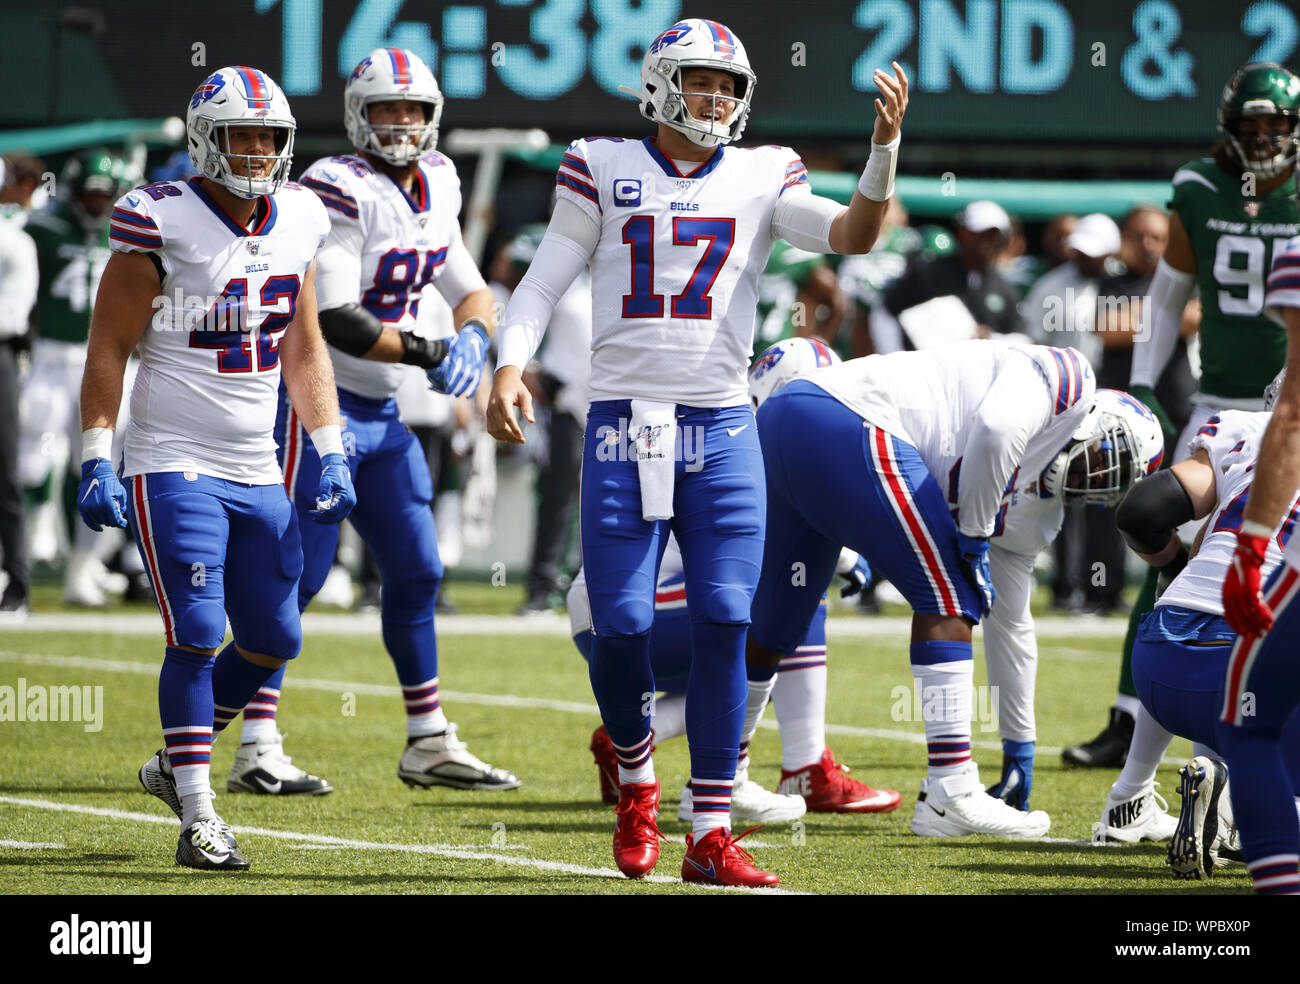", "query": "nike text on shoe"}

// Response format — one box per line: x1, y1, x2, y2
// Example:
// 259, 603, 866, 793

175, 818, 249, 871
590, 725, 620, 806
681, 827, 779, 888
614, 780, 664, 879
227, 733, 333, 795
777, 746, 901, 813
1168, 756, 1228, 880
910, 766, 1050, 838
678, 766, 807, 824
1093, 781, 1178, 844
398, 723, 521, 790
1062, 705, 1134, 768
